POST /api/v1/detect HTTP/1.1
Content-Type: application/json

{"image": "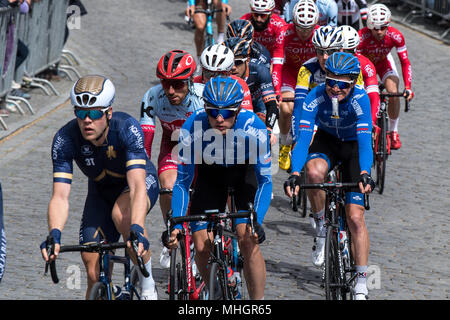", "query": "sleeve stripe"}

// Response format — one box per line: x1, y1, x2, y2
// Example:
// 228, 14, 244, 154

53, 172, 73, 180
126, 159, 146, 167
